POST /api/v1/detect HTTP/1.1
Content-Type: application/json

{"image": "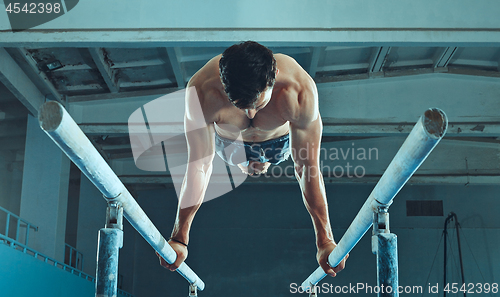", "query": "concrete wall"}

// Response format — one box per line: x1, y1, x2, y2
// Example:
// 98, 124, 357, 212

0, 150, 24, 243
19, 115, 70, 262
76, 175, 107, 275
0, 150, 23, 213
